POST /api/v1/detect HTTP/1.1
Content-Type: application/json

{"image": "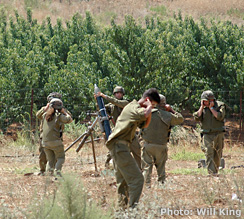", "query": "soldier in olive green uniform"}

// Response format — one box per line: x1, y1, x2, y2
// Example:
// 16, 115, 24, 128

141, 94, 184, 187
97, 86, 142, 169
36, 92, 62, 175
103, 86, 129, 123
42, 98, 73, 176
193, 90, 226, 175
106, 88, 160, 209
